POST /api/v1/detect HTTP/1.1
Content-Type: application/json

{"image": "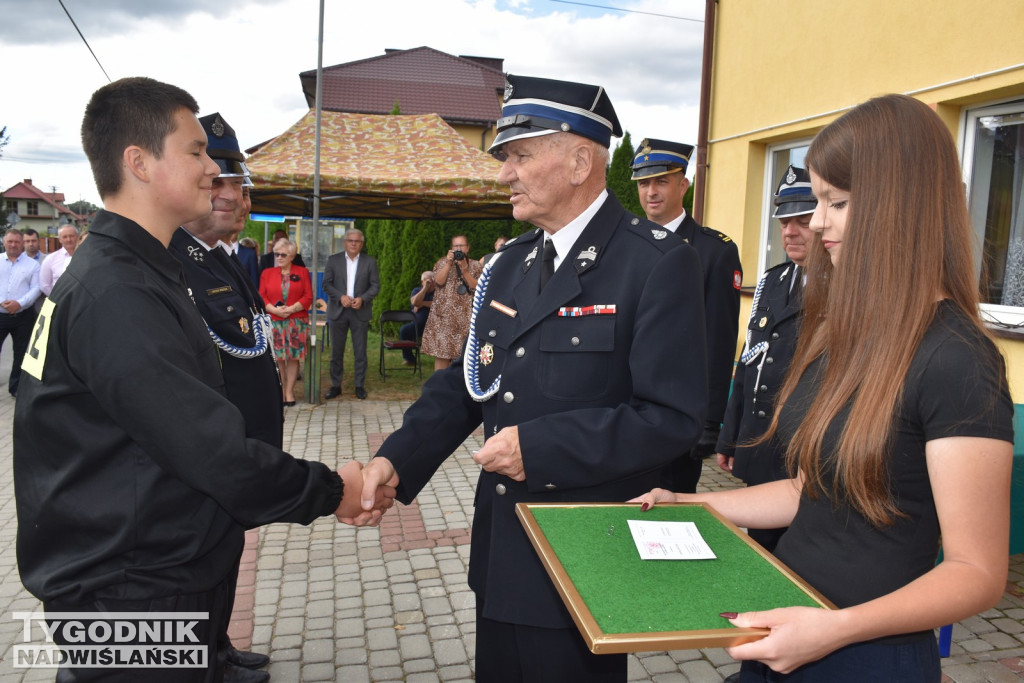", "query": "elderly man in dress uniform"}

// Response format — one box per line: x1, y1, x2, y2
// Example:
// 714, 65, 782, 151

168, 112, 278, 683
715, 165, 817, 554
631, 138, 742, 493
350, 74, 709, 682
